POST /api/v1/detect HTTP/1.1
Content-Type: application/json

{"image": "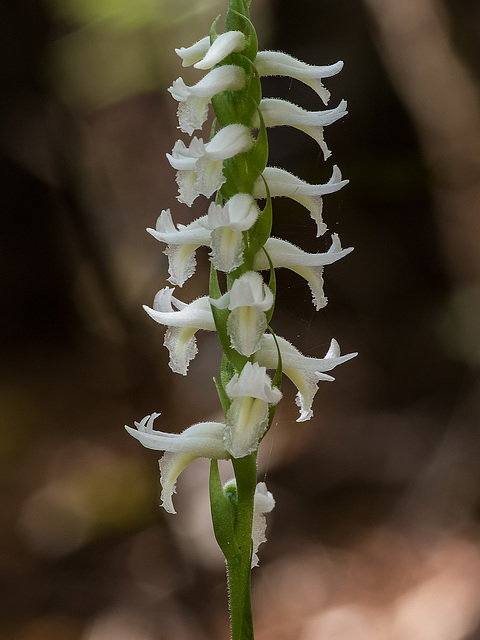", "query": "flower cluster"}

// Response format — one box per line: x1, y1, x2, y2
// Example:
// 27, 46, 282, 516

126, 0, 355, 573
